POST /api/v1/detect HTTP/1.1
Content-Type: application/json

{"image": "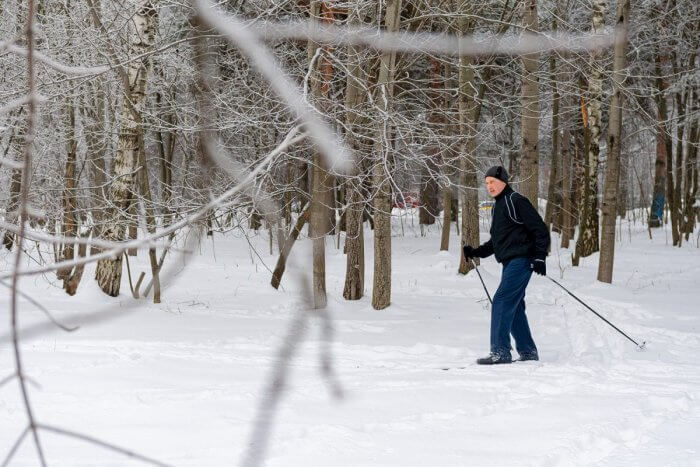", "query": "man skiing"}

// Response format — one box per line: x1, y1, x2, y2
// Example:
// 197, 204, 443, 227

462, 166, 550, 365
